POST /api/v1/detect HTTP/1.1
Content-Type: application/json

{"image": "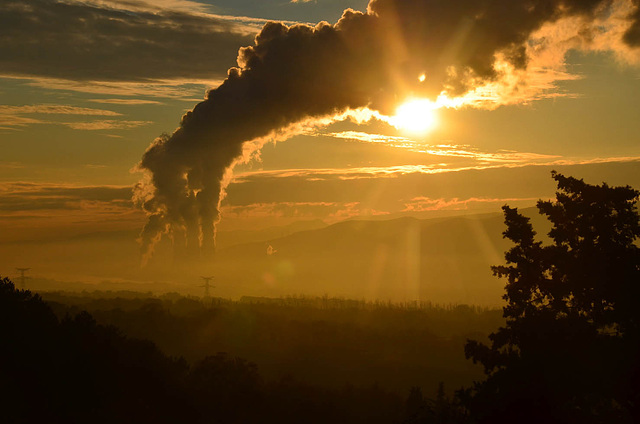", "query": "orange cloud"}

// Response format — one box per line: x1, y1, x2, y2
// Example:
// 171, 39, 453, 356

61, 120, 153, 130
403, 196, 542, 213
0, 182, 142, 242
88, 99, 163, 105
325, 130, 561, 163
